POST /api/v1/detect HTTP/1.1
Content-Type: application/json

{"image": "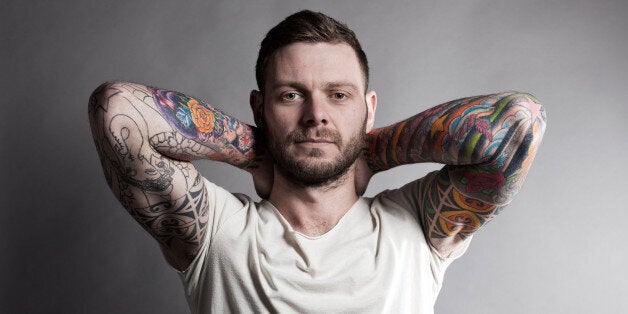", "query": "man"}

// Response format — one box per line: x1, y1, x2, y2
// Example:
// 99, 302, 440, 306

88, 10, 546, 313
